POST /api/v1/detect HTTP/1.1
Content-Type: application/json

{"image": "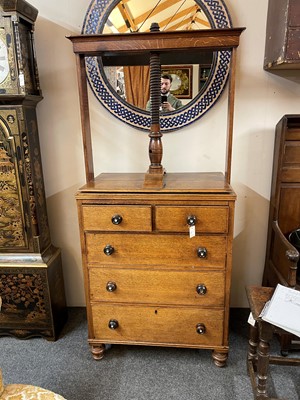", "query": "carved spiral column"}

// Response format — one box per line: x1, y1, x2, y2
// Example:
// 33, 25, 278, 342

144, 23, 164, 188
